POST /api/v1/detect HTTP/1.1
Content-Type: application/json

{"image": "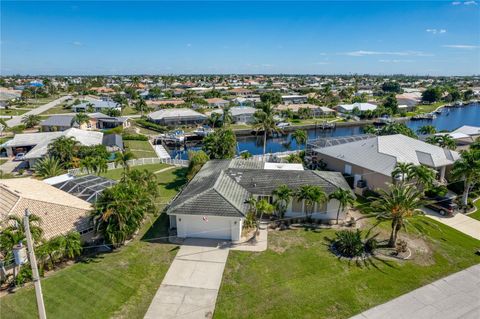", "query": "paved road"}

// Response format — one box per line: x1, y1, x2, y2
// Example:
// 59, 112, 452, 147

6, 95, 72, 127
351, 264, 480, 319
424, 208, 480, 240
144, 239, 230, 319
